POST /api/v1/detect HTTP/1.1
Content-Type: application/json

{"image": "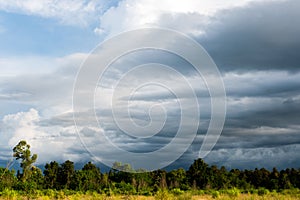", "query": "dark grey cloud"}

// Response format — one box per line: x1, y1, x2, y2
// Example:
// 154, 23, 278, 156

204, 144, 300, 169
199, 0, 300, 72
215, 130, 300, 149
226, 96, 300, 129
224, 71, 300, 98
